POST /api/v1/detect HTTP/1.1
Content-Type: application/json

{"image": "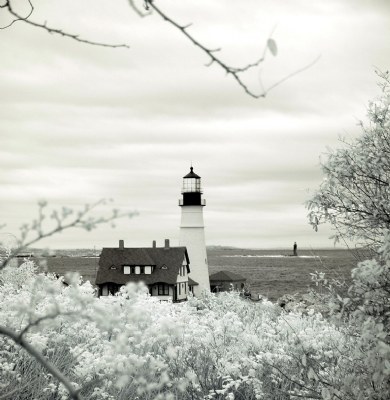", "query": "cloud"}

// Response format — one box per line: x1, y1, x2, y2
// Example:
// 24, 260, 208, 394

0, 0, 389, 249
